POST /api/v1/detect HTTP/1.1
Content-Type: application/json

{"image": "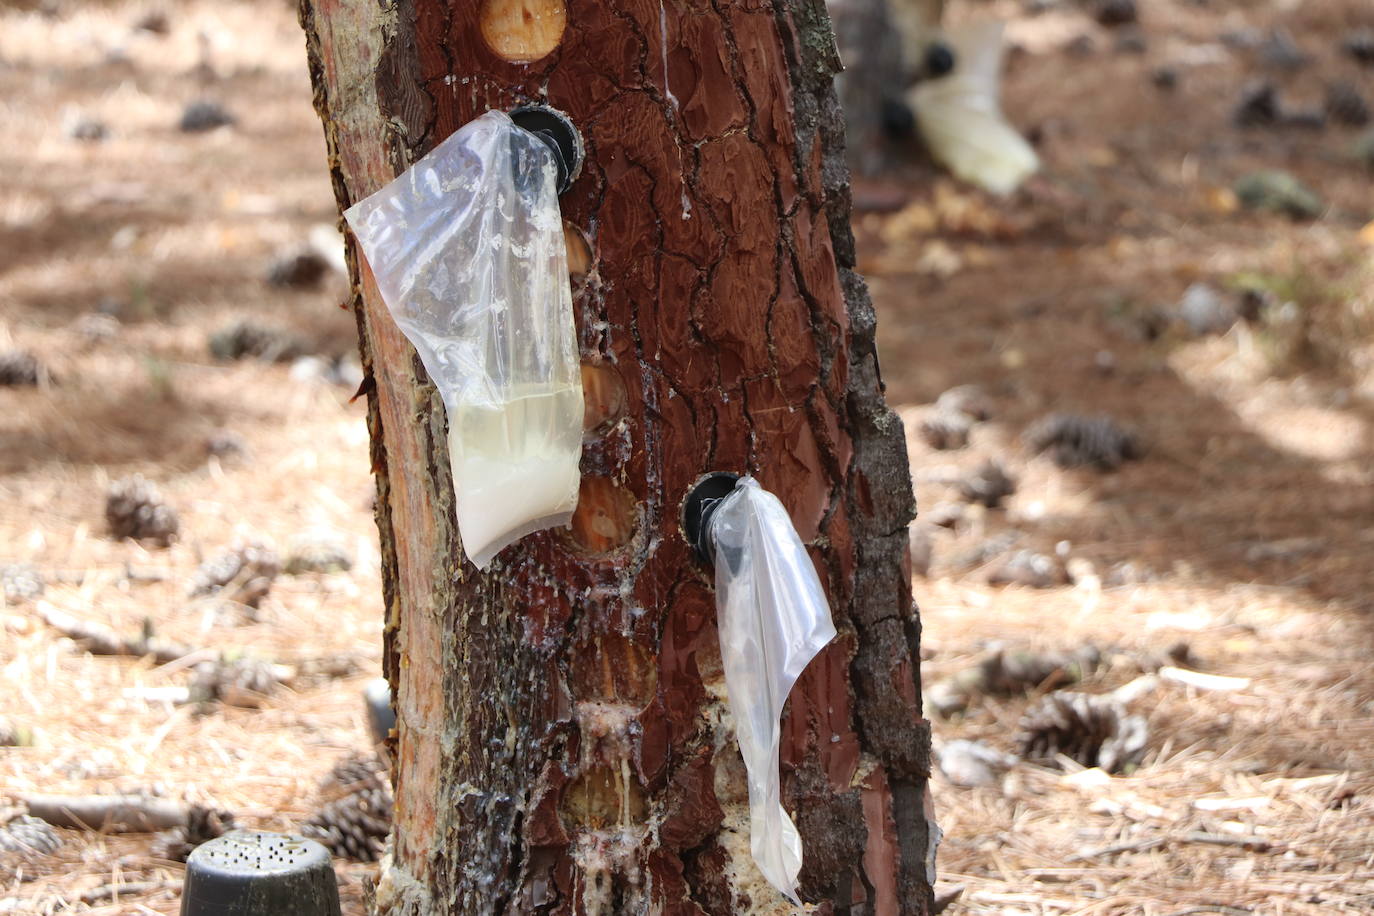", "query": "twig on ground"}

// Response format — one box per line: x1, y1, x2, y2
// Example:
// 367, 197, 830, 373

1067, 836, 1168, 862
1180, 832, 1274, 852
81, 881, 178, 905
37, 603, 191, 664
22, 795, 190, 832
